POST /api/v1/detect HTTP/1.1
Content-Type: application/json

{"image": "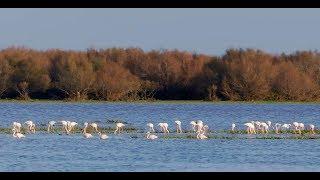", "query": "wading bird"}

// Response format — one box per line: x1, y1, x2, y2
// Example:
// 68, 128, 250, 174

190, 121, 197, 132
67, 121, 78, 133
47, 121, 56, 133
292, 122, 299, 134
98, 131, 108, 139
146, 123, 155, 132
158, 123, 169, 133
309, 124, 315, 134
196, 130, 207, 139
114, 122, 125, 134
60, 121, 69, 134
13, 122, 22, 133
25, 120, 35, 134
174, 120, 182, 133
146, 131, 158, 140
83, 122, 93, 138
90, 123, 99, 133
196, 120, 204, 133
274, 123, 282, 134
260, 122, 269, 134
231, 123, 236, 132
12, 128, 25, 138
244, 122, 255, 134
